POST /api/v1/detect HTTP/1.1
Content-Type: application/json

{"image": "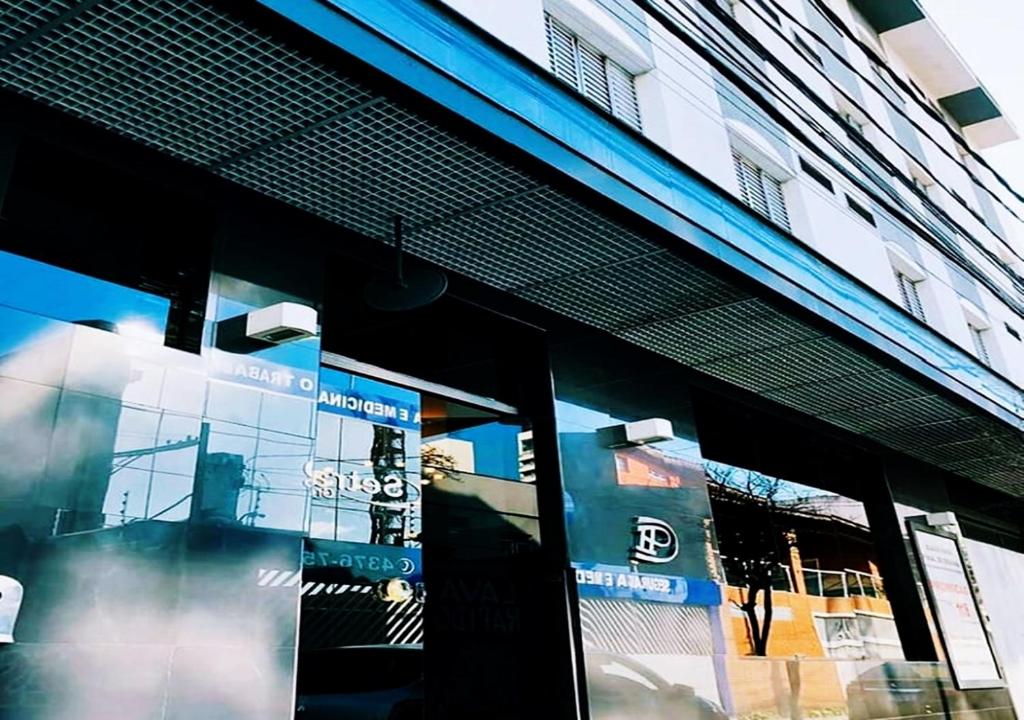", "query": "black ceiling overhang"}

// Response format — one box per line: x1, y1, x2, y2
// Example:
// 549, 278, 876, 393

0, 0, 1021, 493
